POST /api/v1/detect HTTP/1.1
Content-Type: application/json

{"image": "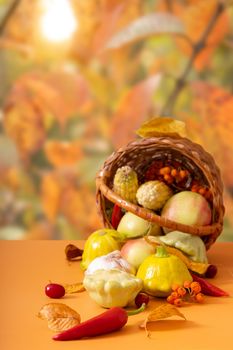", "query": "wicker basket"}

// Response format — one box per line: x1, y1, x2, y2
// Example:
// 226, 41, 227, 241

96, 136, 225, 250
